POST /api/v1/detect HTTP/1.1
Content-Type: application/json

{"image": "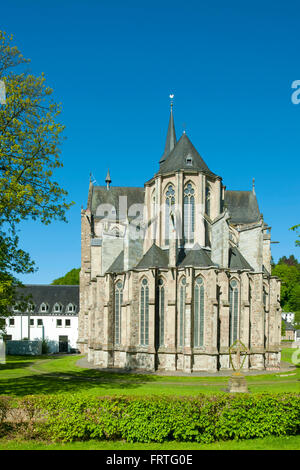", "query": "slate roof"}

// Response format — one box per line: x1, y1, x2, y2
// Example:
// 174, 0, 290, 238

106, 250, 124, 273
157, 133, 216, 177
224, 190, 260, 225
90, 186, 145, 219
228, 246, 253, 270
135, 244, 169, 269
179, 244, 216, 268
12, 285, 79, 315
